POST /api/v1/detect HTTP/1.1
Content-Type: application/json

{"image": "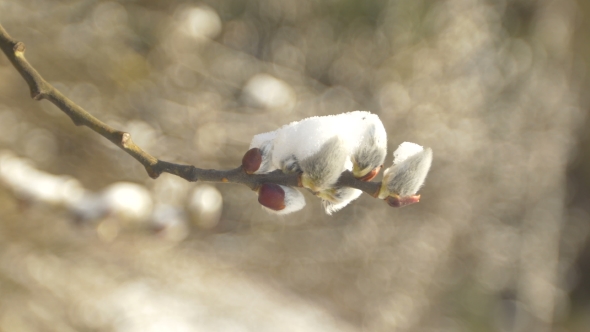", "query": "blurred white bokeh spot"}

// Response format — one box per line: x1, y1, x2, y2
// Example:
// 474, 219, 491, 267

187, 184, 223, 230
179, 5, 222, 40
242, 74, 296, 111
101, 182, 153, 226
0, 150, 85, 207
